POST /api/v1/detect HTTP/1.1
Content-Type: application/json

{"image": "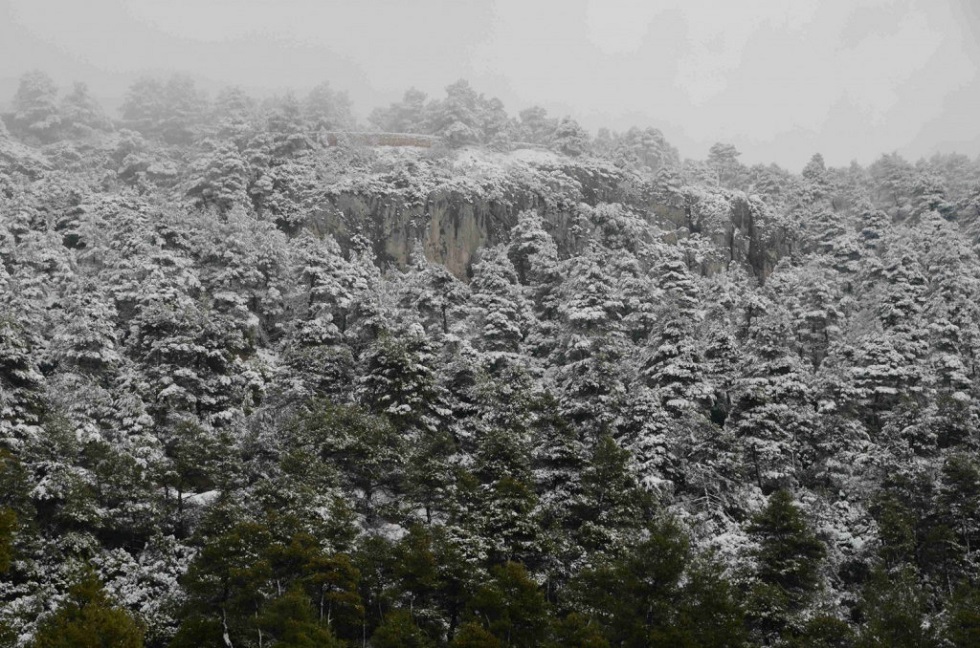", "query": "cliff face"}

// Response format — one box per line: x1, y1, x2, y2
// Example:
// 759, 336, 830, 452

305, 149, 794, 281
657, 188, 795, 282
308, 186, 536, 279
727, 194, 795, 281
